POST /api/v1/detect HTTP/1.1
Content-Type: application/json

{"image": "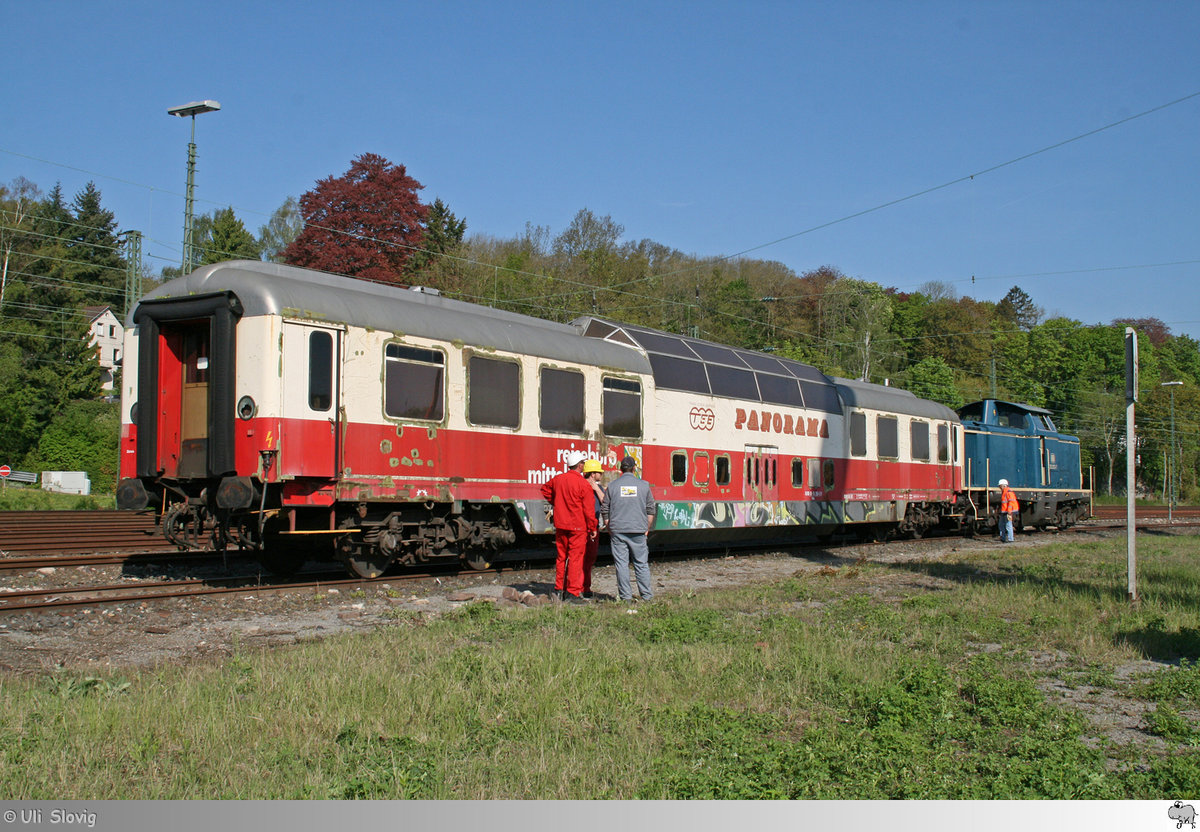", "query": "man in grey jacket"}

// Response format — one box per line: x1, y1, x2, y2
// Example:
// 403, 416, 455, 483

603, 456, 657, 602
